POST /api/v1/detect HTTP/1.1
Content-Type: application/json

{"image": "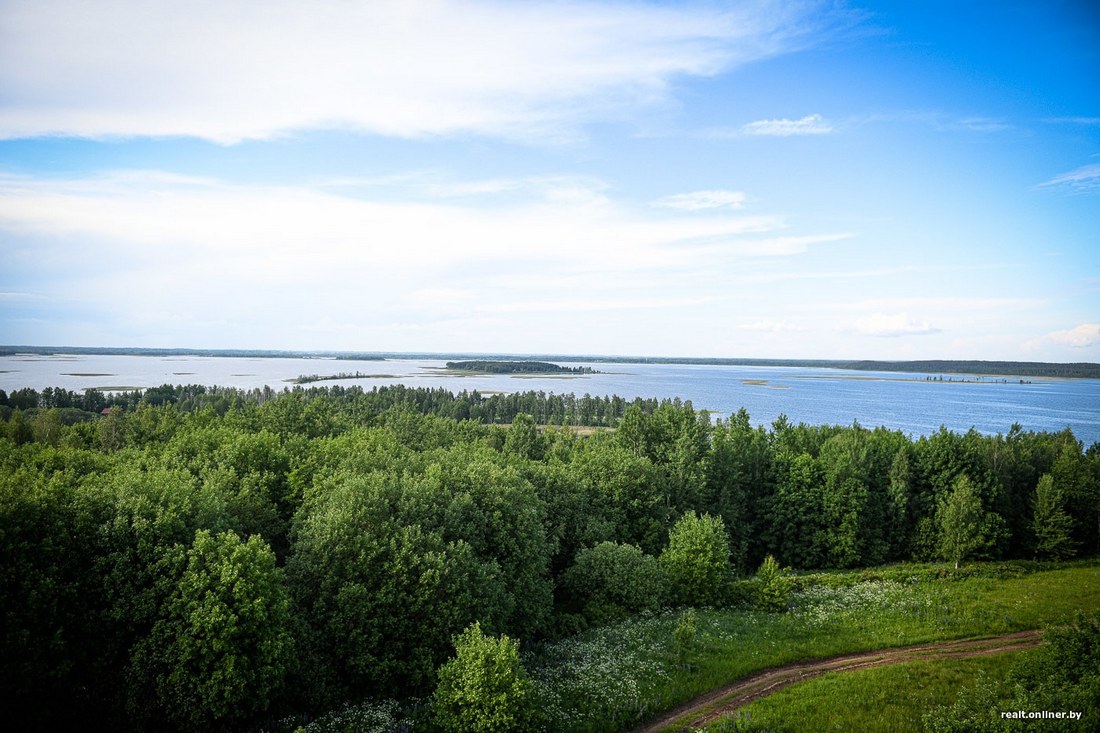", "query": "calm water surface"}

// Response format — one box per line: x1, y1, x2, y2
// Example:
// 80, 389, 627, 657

2, 354, 1097, 445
